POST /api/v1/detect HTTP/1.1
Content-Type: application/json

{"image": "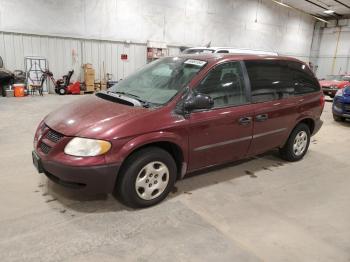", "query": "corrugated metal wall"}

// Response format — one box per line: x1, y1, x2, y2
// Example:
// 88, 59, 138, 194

0, 32, 181, 93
